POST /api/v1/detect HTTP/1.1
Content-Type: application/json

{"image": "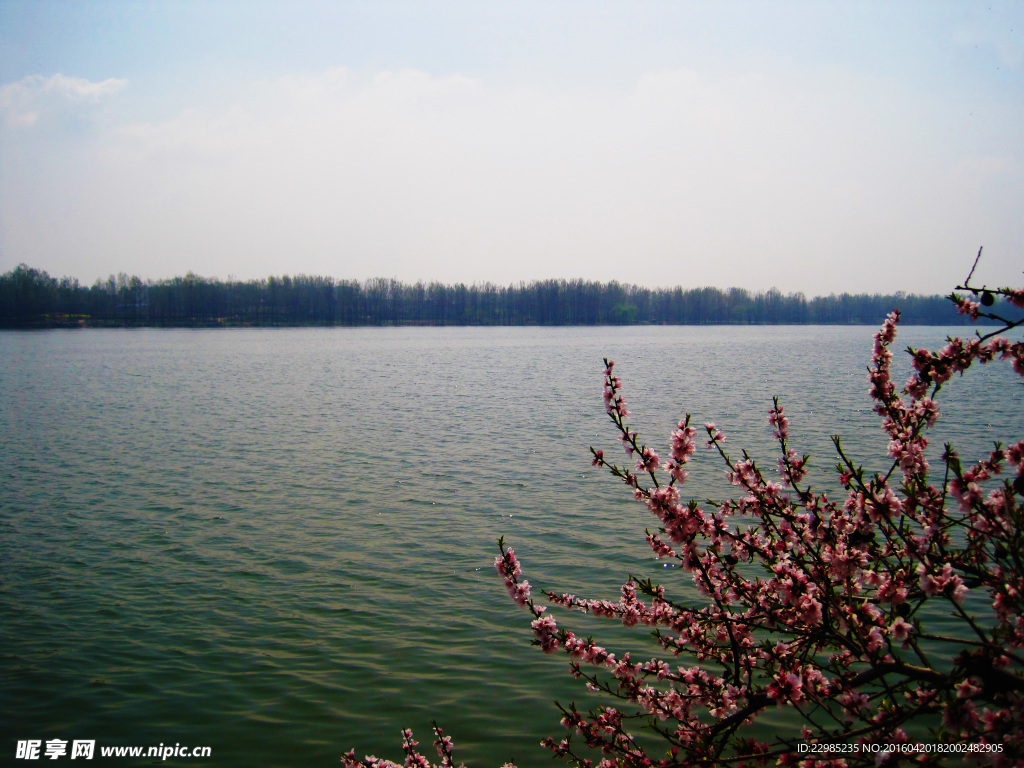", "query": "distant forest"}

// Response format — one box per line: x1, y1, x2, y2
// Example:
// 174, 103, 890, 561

0, 263, 1006, 328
